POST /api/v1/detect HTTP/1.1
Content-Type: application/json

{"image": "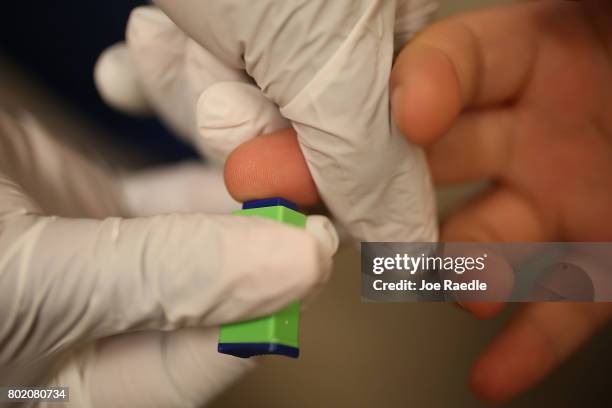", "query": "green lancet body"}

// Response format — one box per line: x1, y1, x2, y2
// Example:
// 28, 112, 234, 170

218, 205, 306, 358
